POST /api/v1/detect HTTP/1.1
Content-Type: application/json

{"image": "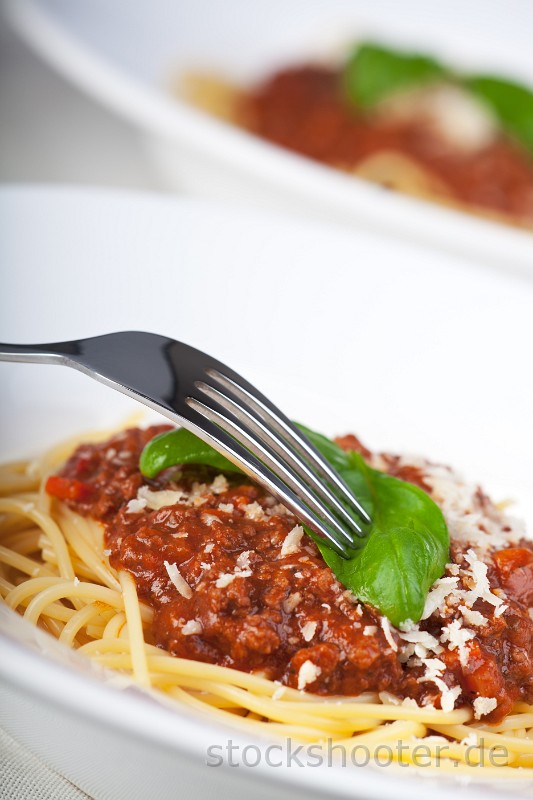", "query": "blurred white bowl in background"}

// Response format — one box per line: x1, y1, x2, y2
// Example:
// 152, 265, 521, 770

4, 0, 533, 274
